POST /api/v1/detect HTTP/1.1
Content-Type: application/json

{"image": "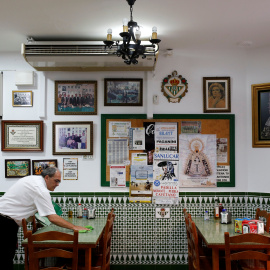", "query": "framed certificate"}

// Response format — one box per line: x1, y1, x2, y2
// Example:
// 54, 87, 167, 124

1, 120, 43, 151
